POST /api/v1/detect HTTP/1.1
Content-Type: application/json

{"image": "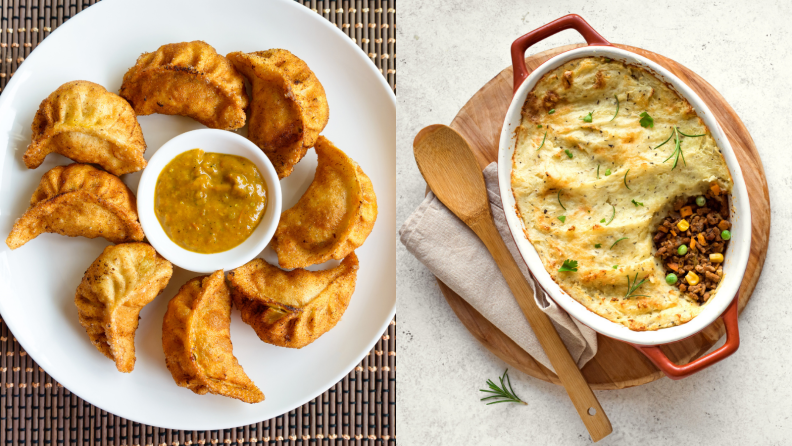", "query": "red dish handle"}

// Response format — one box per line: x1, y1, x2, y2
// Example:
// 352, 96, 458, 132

633, 295, 740, 380
511, 14, 610, 95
